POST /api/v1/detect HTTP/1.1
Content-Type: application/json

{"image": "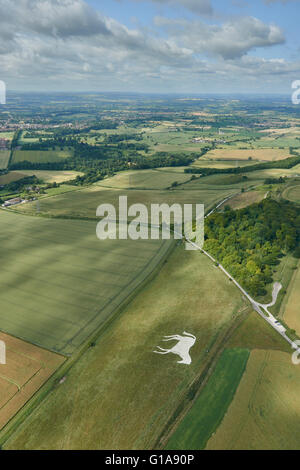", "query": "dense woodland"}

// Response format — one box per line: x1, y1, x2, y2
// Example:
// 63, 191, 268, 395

204, 199, 300, 297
